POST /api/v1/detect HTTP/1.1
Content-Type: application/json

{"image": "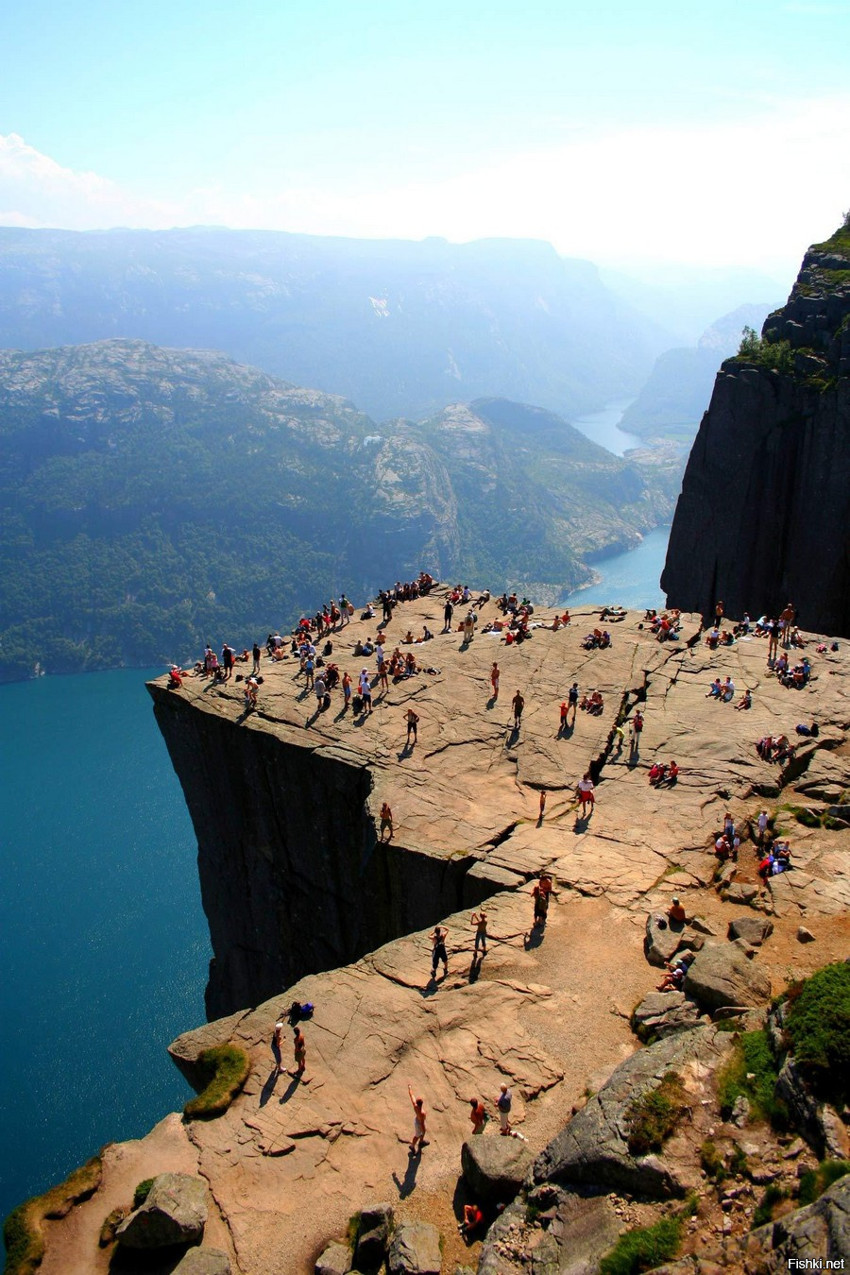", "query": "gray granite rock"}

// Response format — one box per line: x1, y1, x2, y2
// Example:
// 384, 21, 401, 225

116, 1173, 208, 1250
315, 1240, 353, 1275
461, 1135, 533, 1203
173, 1250, 232, 1275
728, 916, 773, 945
388, 1220, 442, 1274
684, 942, 771, 1011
